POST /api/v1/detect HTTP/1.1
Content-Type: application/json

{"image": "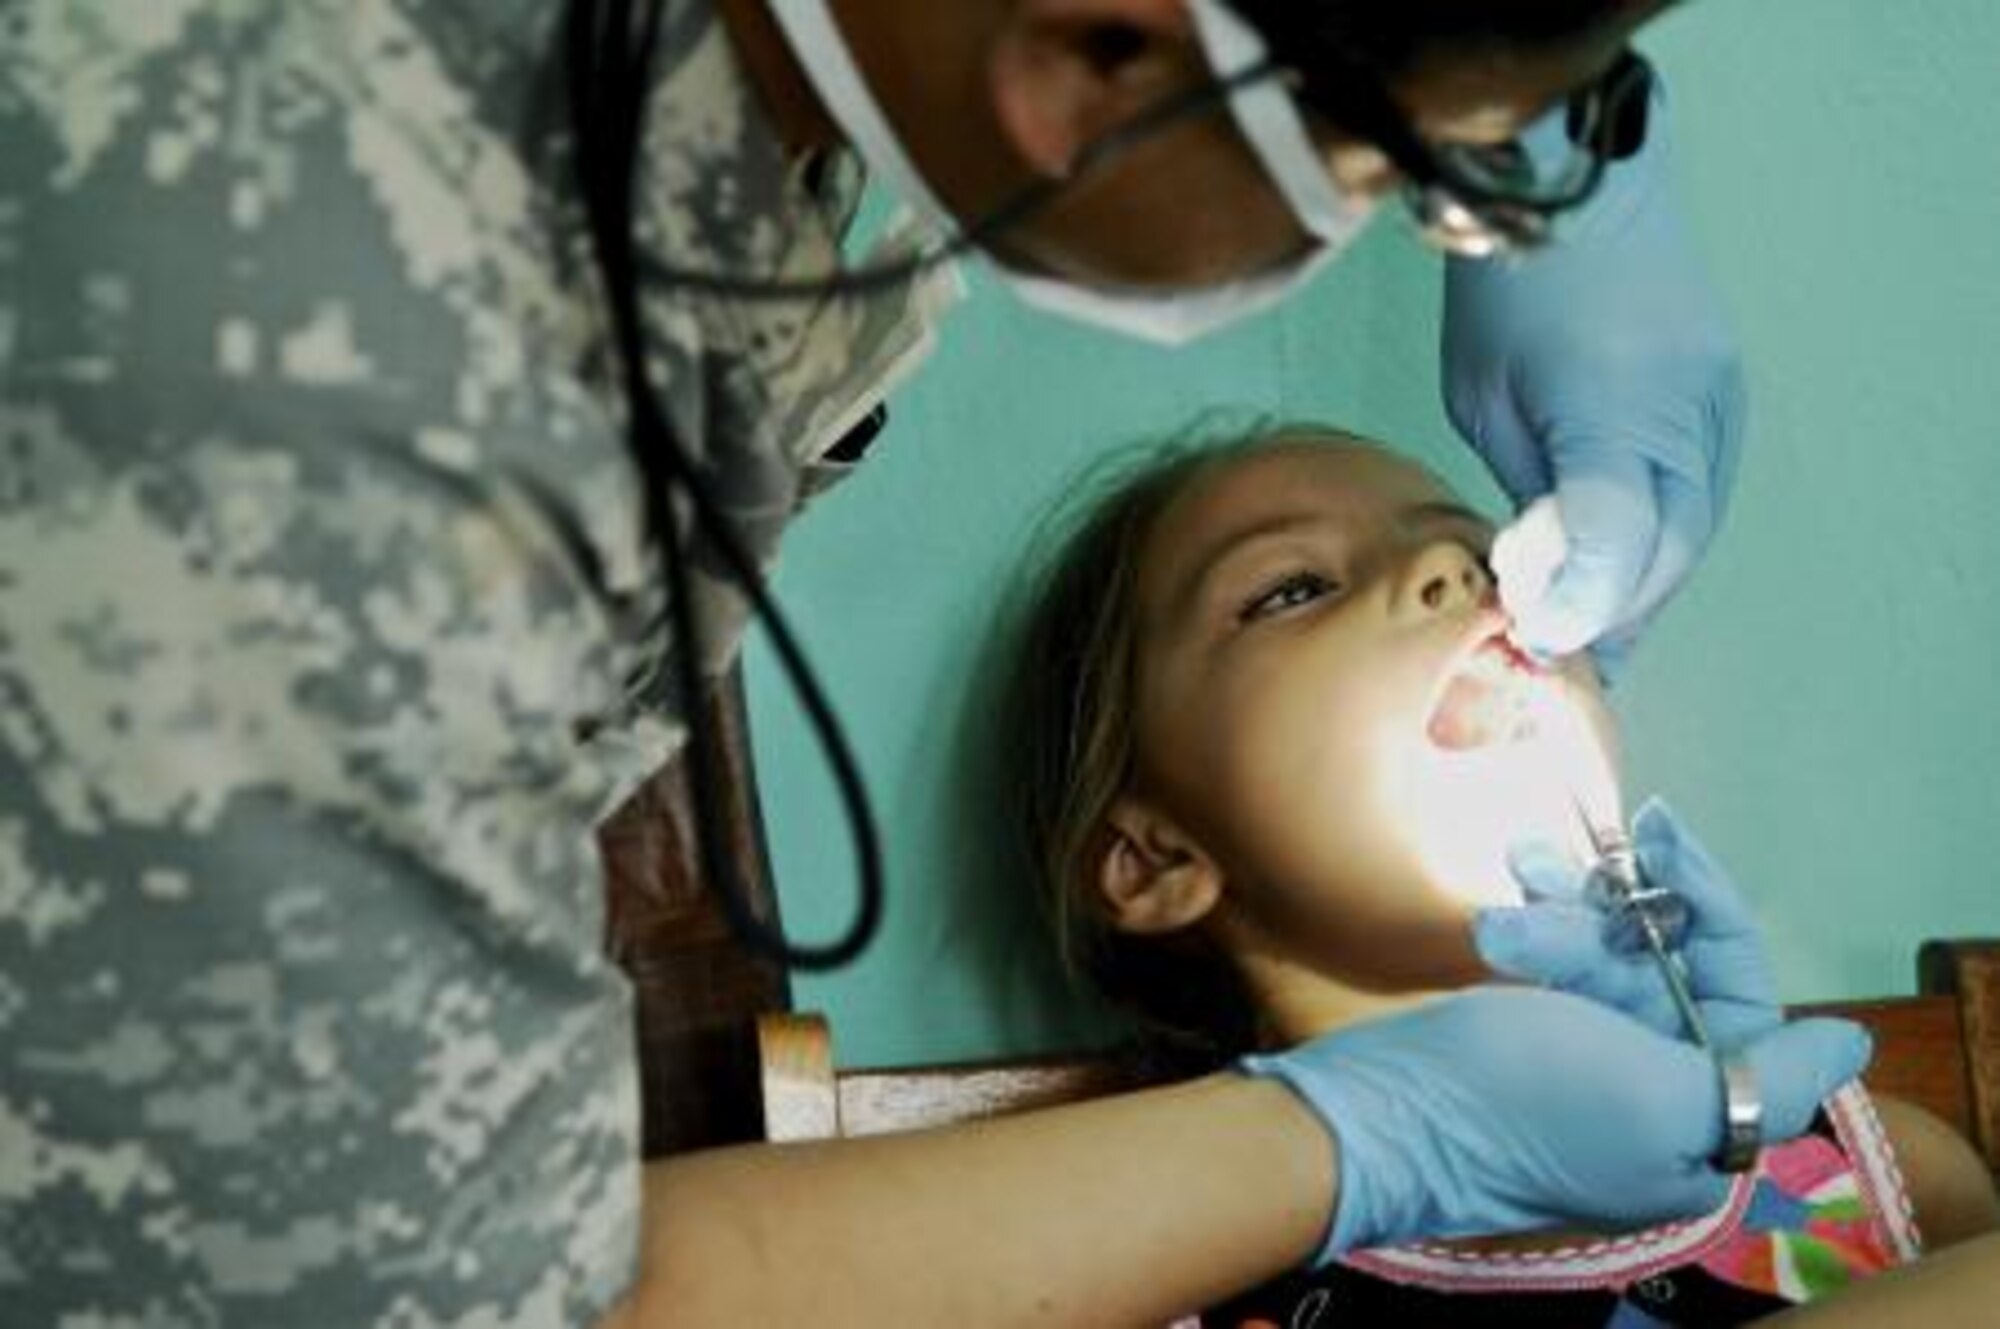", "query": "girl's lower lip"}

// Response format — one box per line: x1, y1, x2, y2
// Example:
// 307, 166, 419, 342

1428, 674, 1507, 750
